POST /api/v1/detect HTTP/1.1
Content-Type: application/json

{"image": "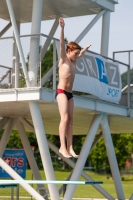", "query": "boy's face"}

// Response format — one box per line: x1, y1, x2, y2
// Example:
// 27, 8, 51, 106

68, 49, 80, 61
